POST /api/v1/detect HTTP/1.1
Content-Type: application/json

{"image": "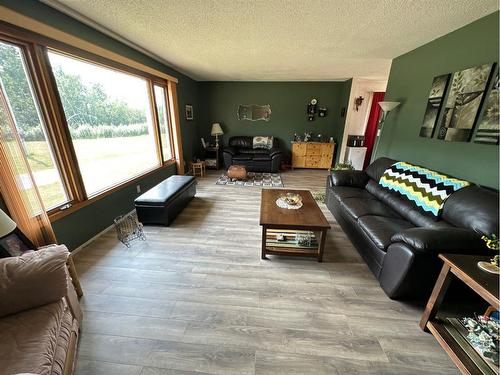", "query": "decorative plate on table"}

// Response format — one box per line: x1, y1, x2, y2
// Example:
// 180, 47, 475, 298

276, 193, 303, 210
